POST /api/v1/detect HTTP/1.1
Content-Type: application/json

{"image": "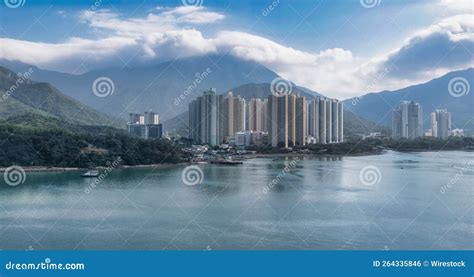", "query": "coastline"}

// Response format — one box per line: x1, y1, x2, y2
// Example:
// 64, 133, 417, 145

1, 148, 471, 173
0, 162, 188, 173
249, 151, 384, 159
